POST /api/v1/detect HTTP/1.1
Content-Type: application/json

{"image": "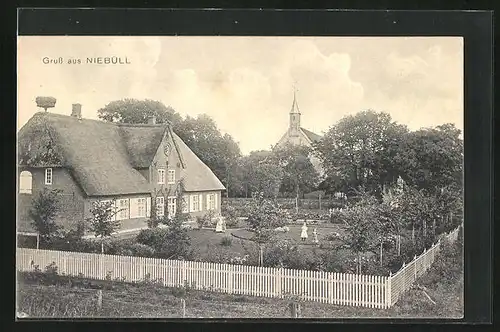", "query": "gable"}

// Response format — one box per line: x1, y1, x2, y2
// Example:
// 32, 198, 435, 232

162, 131, 225, 192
